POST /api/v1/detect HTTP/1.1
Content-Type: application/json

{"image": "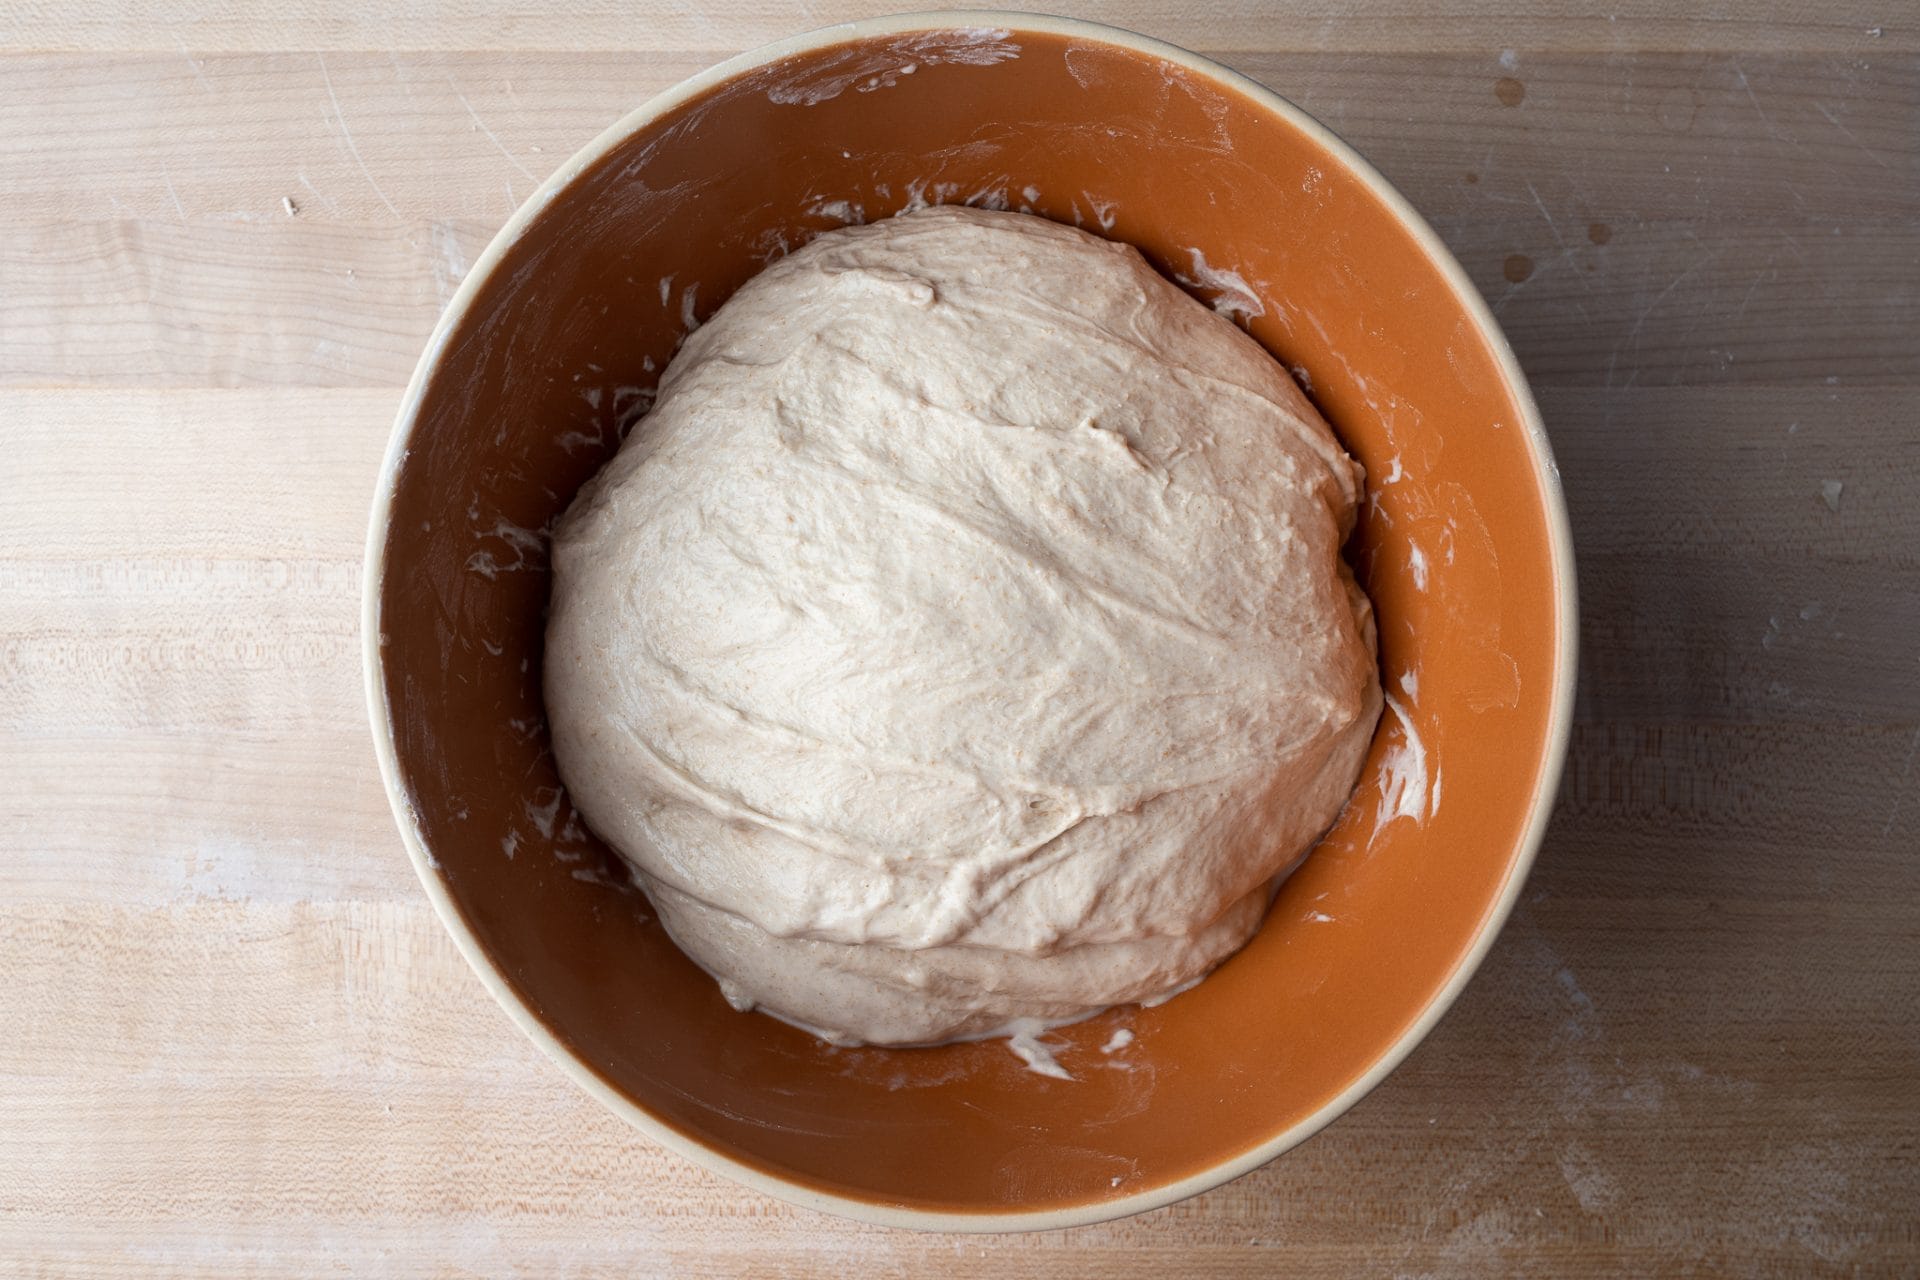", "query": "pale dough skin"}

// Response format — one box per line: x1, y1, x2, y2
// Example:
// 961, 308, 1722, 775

546, 206, 1381, 1046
